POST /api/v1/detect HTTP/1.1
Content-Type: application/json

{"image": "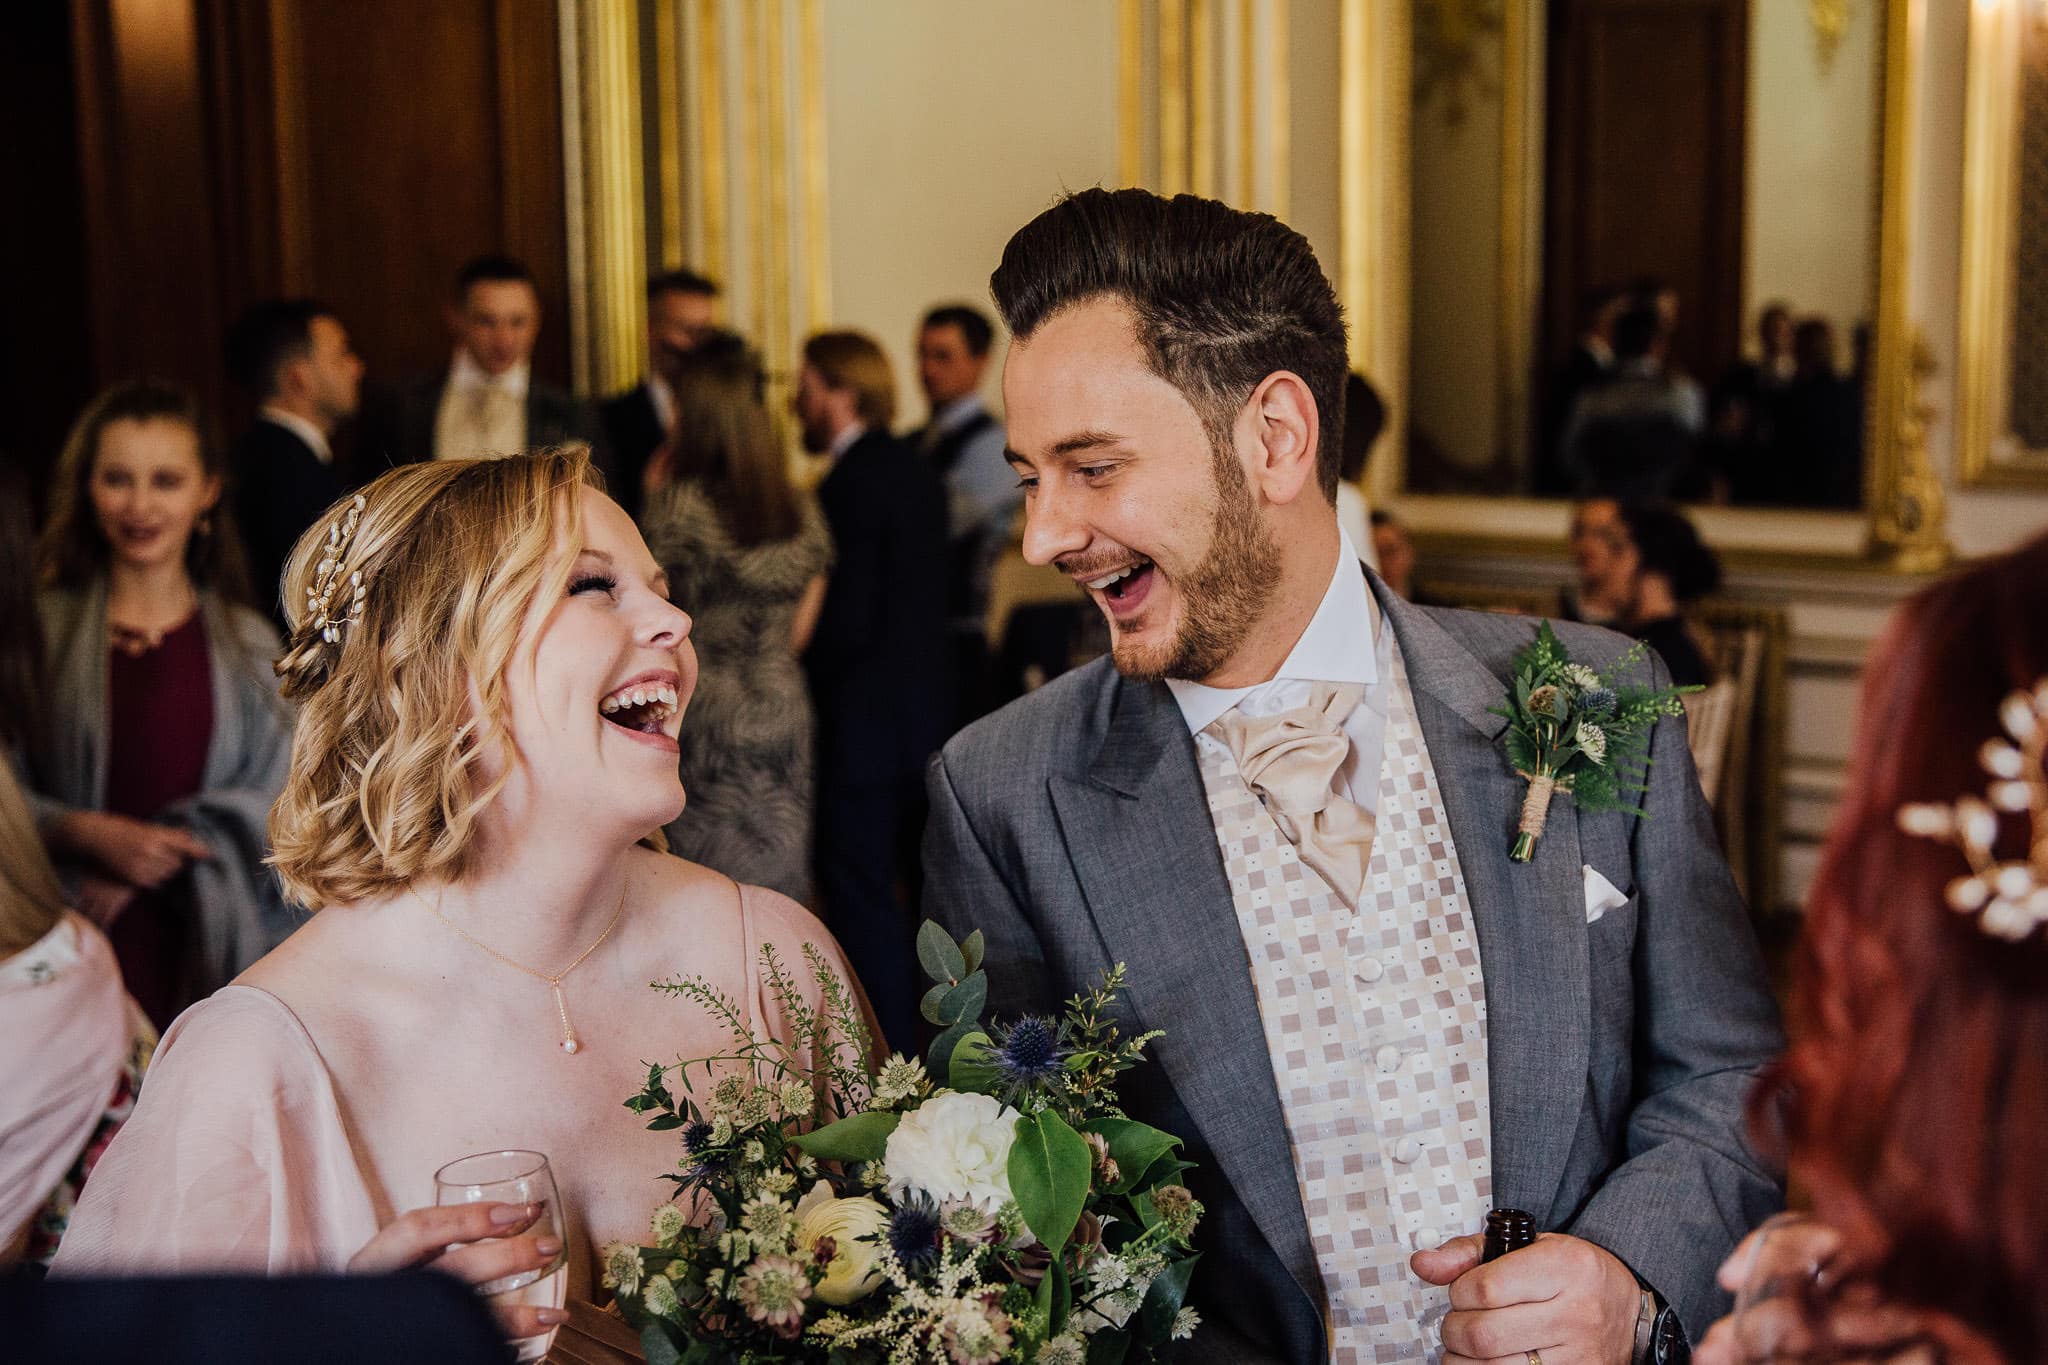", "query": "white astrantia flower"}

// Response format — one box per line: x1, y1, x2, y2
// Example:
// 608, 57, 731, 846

643, 1272, 681, 1318
1171, 1307, 1201, 1340
883, 1091, 1021, 1212
1036, 1335, 1087, 1365
602, 1241, 644, 1295
1575, 721, 1608, 765
1563, 663, 1602, 691
650, 1203, 688, 1246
